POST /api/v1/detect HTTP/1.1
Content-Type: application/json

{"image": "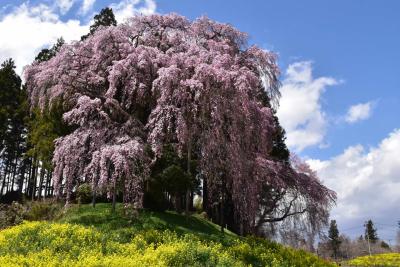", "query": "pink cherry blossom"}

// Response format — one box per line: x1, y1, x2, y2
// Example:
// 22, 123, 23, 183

25, 14, 335, 233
